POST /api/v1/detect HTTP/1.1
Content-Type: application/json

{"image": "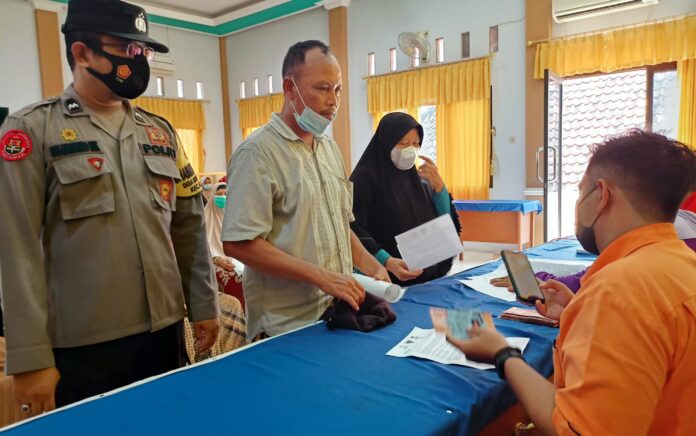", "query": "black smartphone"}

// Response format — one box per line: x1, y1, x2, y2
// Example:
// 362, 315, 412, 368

500, 250, 545, 303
